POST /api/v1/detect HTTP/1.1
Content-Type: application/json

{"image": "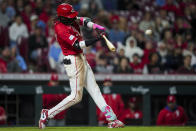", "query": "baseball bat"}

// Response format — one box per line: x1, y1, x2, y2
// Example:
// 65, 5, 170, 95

102, 35, 116, 52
